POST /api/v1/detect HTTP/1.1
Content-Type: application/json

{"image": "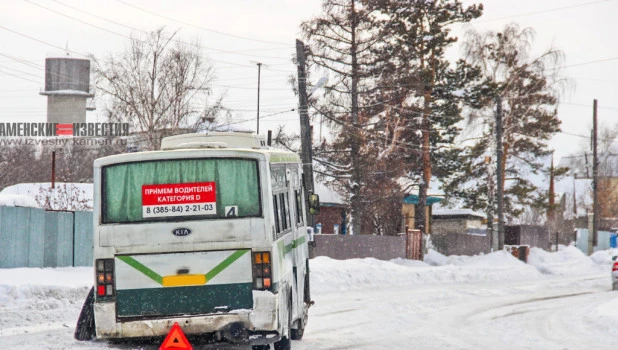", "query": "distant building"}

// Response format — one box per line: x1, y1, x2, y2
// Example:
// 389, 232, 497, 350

39, 56, 94, 124
313, 182, 347, 235
431, 209, 485, 235
401, 194, 443, 234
